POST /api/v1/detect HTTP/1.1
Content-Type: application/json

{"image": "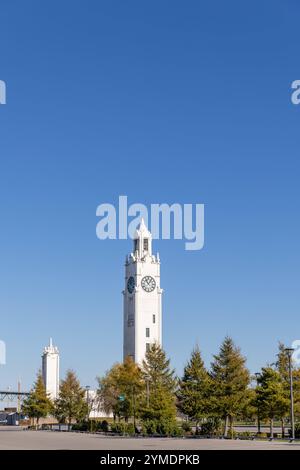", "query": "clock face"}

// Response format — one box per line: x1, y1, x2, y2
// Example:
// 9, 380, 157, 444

141, 275, 156, 293
127, 276, 135, 294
